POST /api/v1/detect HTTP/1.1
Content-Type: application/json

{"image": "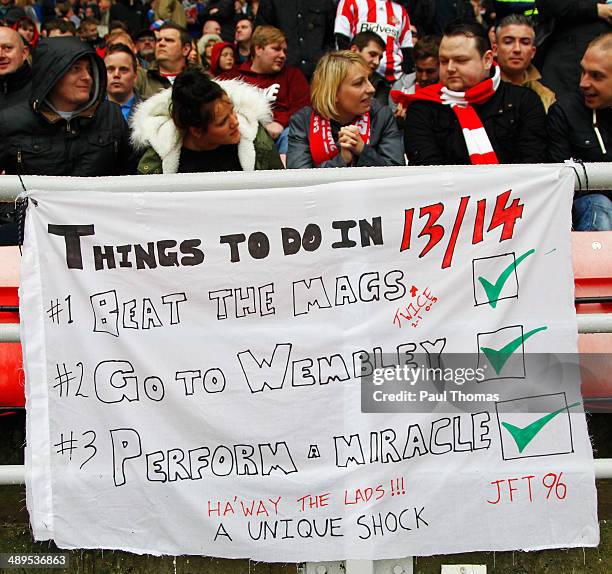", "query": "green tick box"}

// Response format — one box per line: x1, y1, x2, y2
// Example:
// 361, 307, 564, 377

495, 392, 577, 460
